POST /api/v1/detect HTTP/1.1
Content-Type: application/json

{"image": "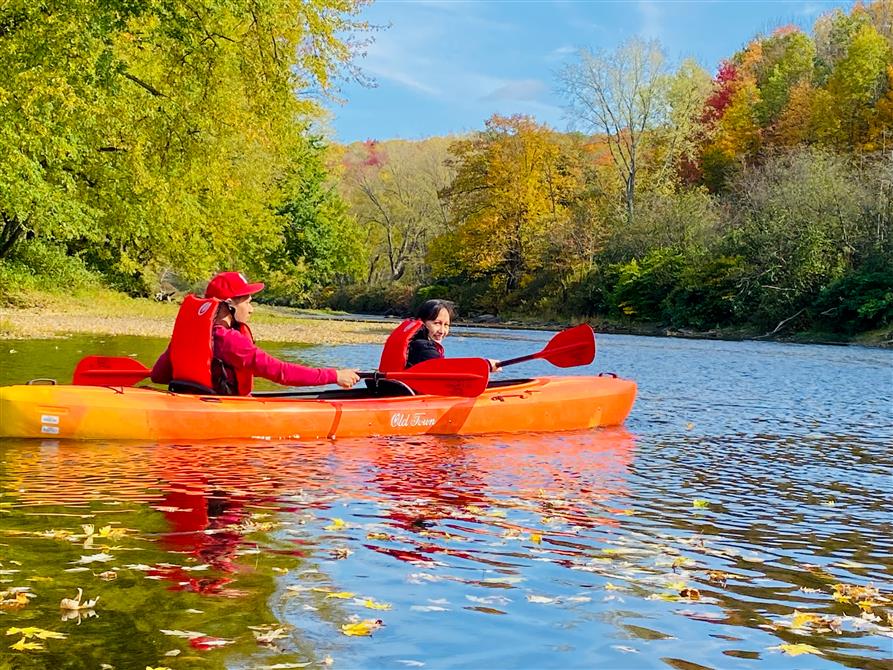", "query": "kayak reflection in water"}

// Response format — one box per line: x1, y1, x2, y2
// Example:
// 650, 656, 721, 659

150, 271, 360, 395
